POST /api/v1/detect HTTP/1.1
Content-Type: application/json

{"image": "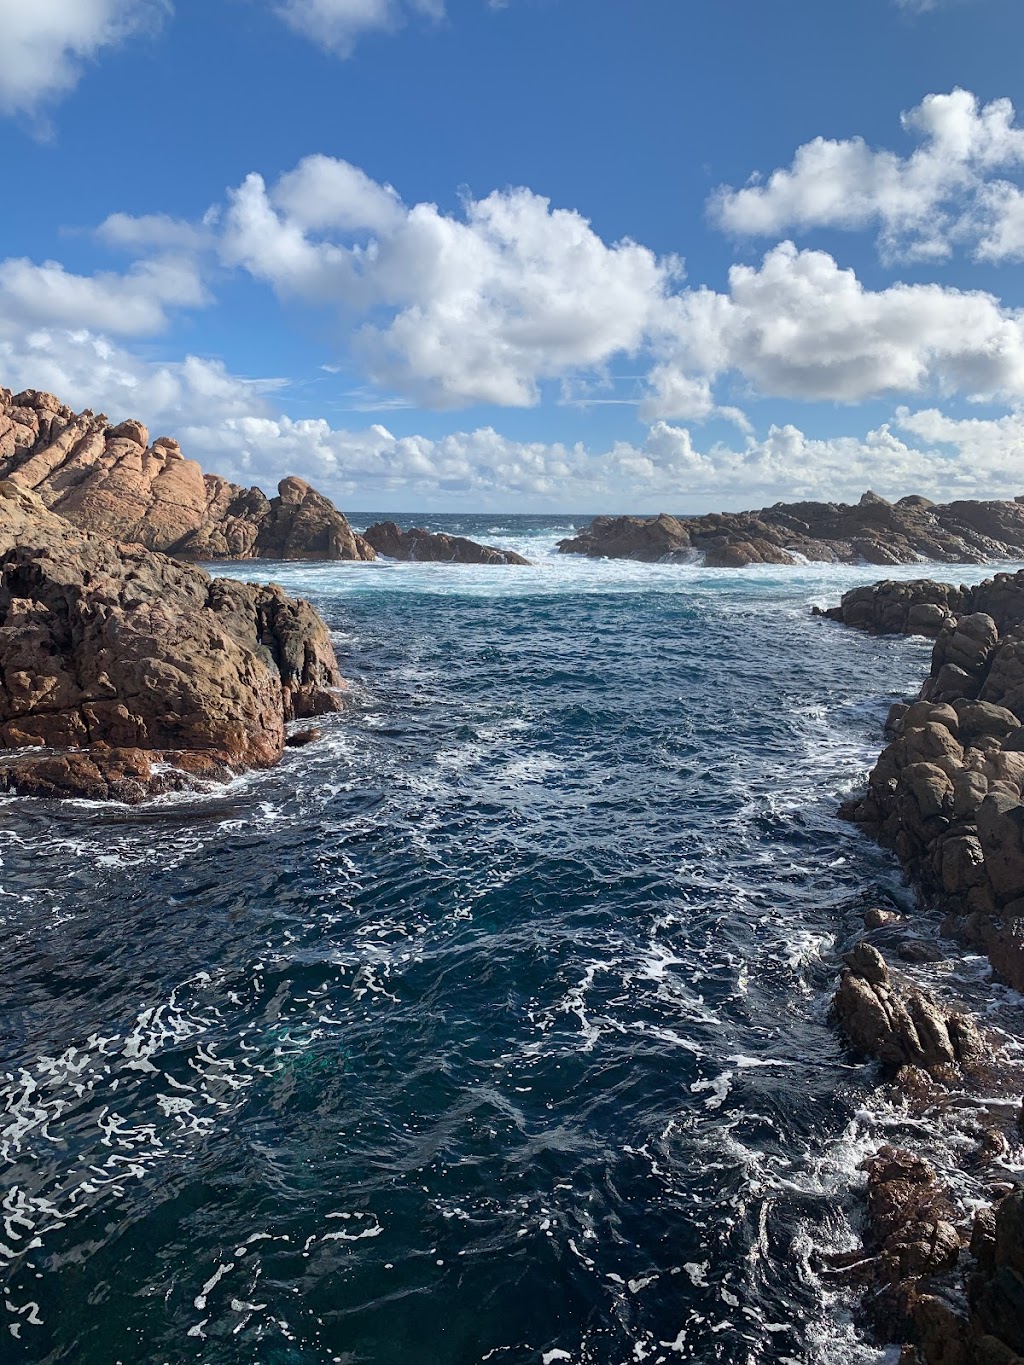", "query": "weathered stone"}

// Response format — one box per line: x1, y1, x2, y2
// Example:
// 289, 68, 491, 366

0, 480, 344, 799
0, 388, 375, 563
834, 943, 985, 1071
977, 793, 1024, 904
954, 700, 1021, 742
564, 494, 1024, 570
